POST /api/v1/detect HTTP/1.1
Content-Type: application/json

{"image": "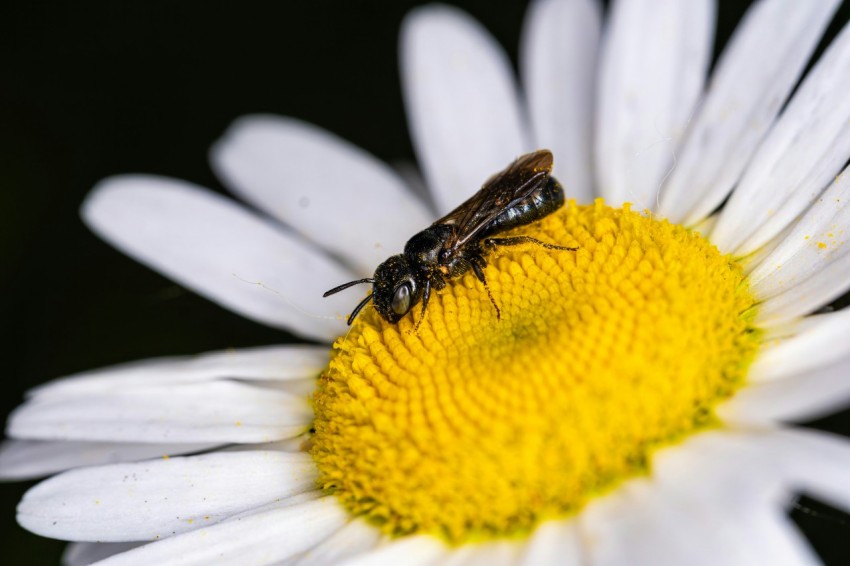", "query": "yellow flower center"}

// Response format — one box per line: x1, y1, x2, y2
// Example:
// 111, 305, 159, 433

310, 200, 760, 543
